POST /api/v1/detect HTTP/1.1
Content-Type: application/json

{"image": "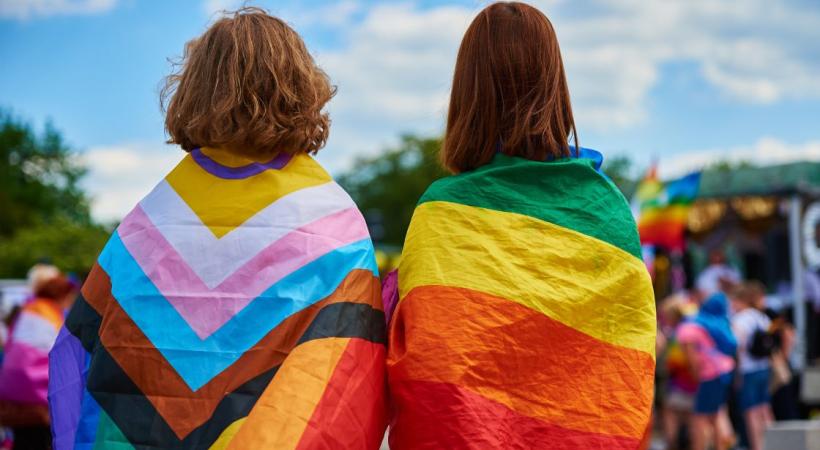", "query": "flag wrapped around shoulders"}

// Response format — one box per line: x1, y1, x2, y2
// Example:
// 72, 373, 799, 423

388, 151, 656, 450
48, 147, 387, 450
